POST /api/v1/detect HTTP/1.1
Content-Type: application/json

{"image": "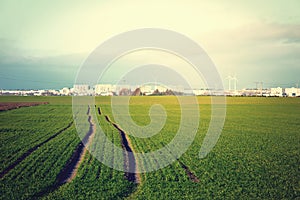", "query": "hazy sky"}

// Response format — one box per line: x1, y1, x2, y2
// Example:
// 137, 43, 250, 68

0, 0, 299, 89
